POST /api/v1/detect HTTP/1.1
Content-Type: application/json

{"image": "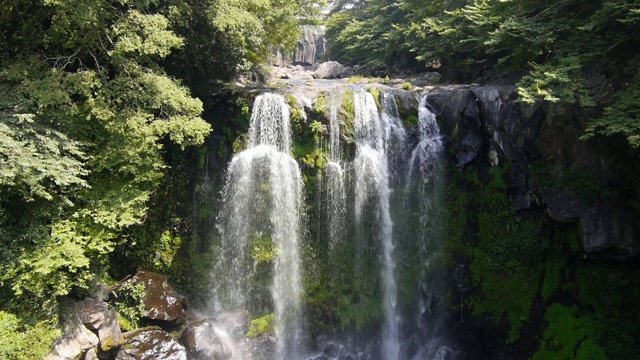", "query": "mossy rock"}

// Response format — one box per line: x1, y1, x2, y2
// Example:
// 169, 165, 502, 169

246, 313, 276, 338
